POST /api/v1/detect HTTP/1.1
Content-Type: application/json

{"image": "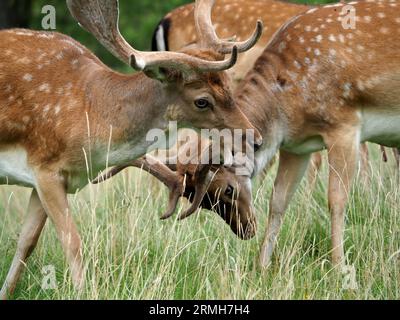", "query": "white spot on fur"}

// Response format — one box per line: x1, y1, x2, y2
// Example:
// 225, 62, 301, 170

38, 83, 51, 93
22, 116, 30, 124
380, 27, 389, 34
23, 74, 33, 82
17, 57, 31, 64
342, 83, 352, 98
43, 104, 50, 114
364, 16, 372, 23
56, 52, 64, 60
